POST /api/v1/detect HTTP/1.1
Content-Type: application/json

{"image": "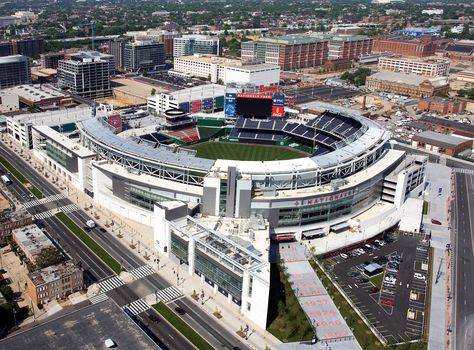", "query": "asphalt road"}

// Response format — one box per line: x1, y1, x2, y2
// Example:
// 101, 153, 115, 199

453, 173, 474, 350
0, 142, 250, 350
